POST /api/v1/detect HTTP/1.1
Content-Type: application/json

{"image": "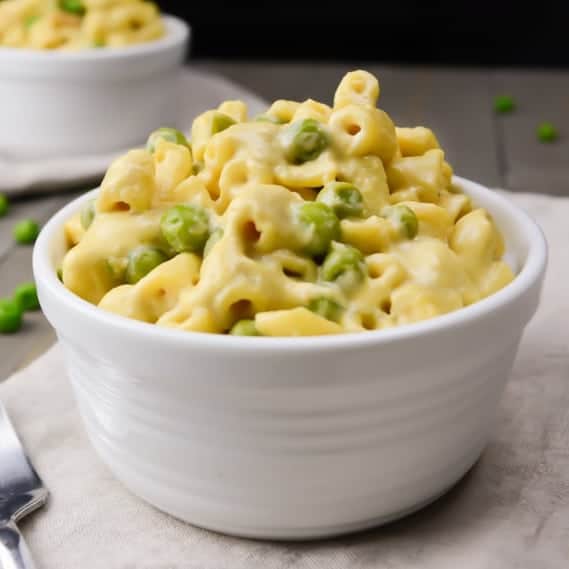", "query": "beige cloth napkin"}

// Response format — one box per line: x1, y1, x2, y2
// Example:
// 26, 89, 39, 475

0, 68, 267, 196
1, 191, 568, 569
